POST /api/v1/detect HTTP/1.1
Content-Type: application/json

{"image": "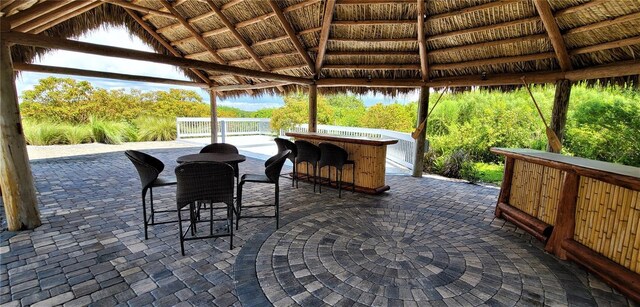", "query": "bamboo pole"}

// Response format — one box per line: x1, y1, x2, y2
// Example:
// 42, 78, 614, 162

412, 85, 429, 177
0, 23, 41, 231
